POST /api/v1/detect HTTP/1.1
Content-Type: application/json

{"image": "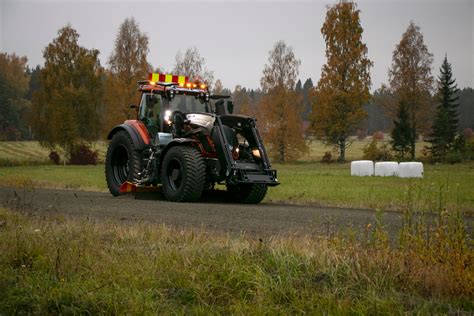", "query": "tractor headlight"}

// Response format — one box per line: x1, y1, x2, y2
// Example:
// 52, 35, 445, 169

252, 148, 261, 159
164, 110, 172, 125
